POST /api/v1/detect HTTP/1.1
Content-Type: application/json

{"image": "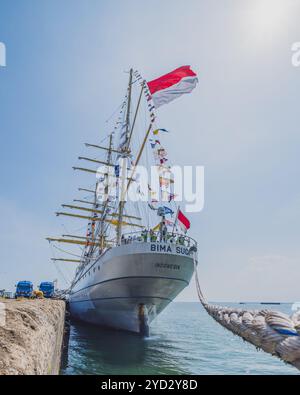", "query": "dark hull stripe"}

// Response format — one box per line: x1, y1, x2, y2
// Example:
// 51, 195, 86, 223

69, 295, 172, 304
70, 275, 188, 296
